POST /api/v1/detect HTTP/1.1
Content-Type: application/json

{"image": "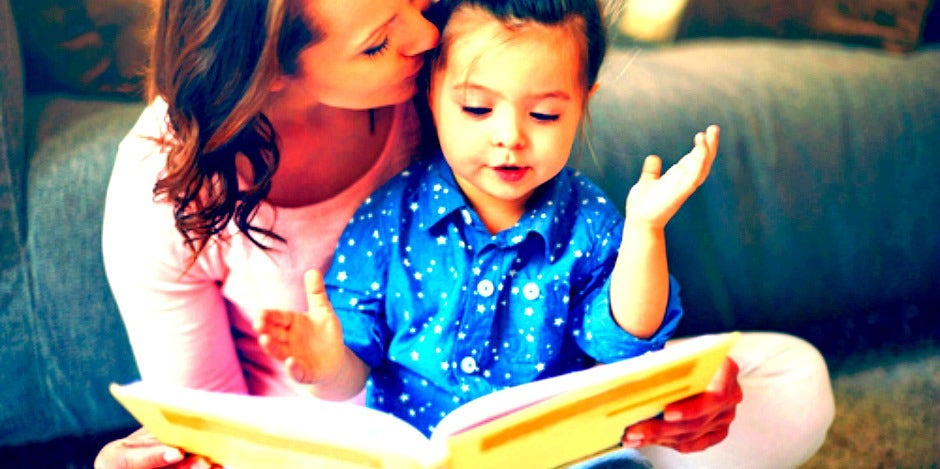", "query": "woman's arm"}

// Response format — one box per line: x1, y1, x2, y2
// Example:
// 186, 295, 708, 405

98, 106, 246, 469
102, 104, 248, 393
